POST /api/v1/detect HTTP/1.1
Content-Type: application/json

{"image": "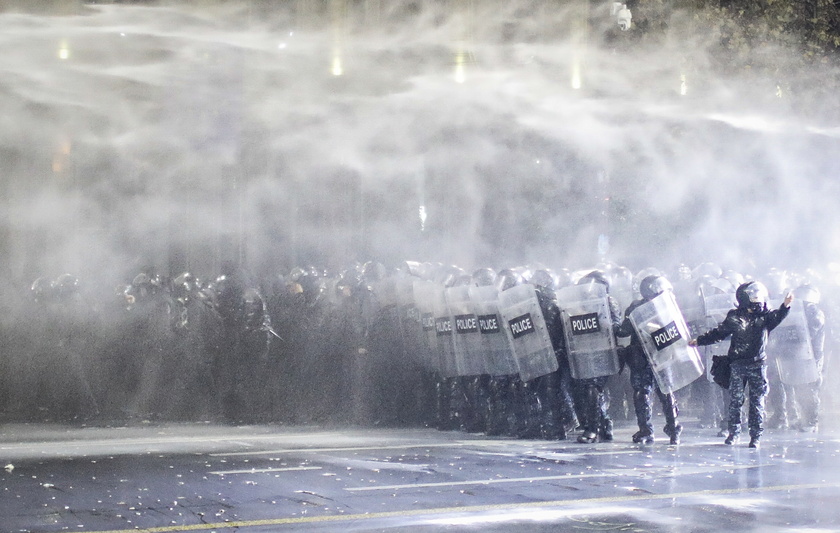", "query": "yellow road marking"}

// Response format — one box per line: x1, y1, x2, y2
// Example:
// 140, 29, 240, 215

83, 481, 840, 533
